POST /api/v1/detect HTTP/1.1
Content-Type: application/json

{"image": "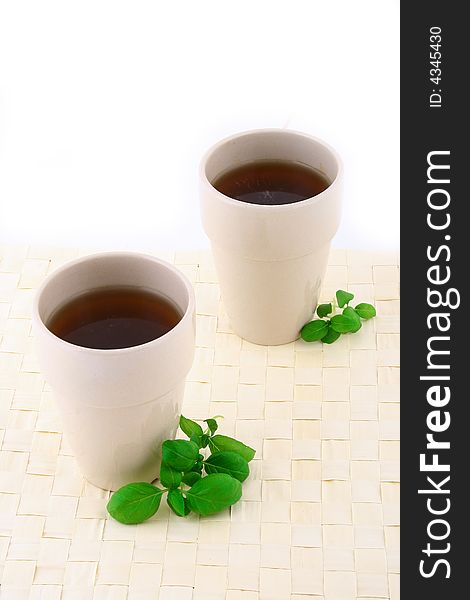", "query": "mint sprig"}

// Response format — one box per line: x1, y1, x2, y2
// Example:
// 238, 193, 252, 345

300, 289, 376, 345
107, 415, 255, 524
